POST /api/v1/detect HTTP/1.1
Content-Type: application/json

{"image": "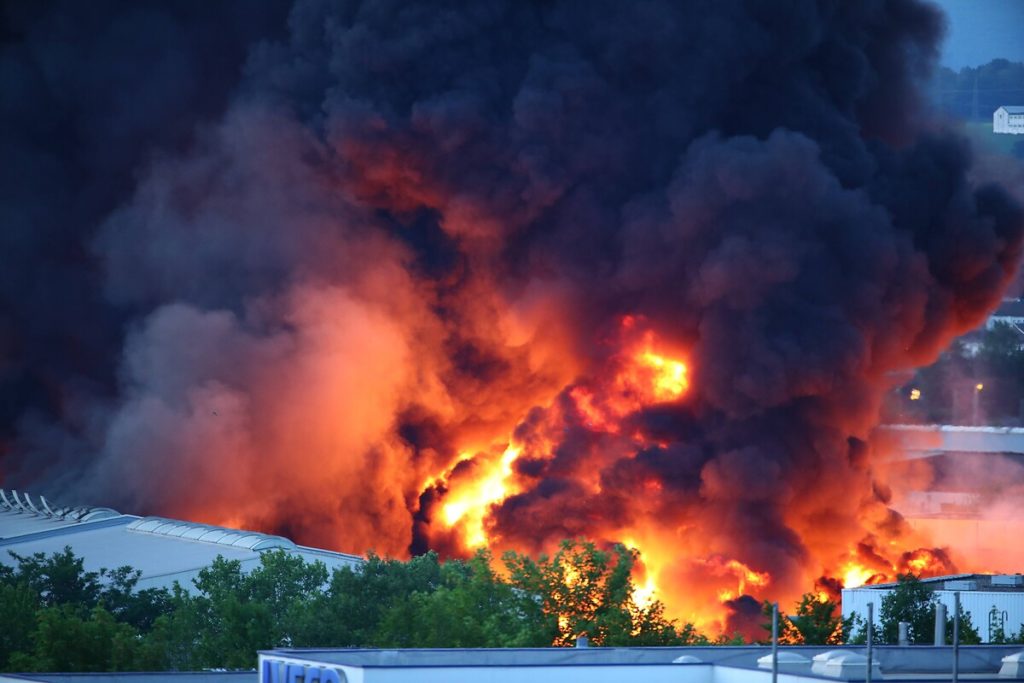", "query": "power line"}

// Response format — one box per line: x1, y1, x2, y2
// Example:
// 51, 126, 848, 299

931, 88, 1024, 93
